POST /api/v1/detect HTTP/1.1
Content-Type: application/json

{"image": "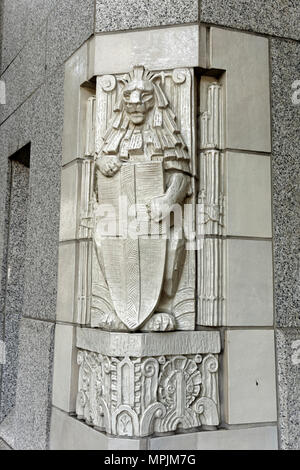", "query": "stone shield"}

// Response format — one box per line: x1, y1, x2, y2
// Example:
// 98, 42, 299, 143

96, 161, 166, 330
